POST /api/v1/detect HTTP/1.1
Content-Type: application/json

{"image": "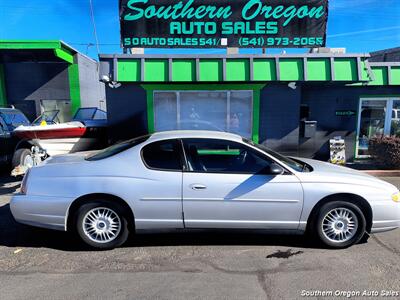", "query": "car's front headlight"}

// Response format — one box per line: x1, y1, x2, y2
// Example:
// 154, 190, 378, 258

392, 191, 400, 203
